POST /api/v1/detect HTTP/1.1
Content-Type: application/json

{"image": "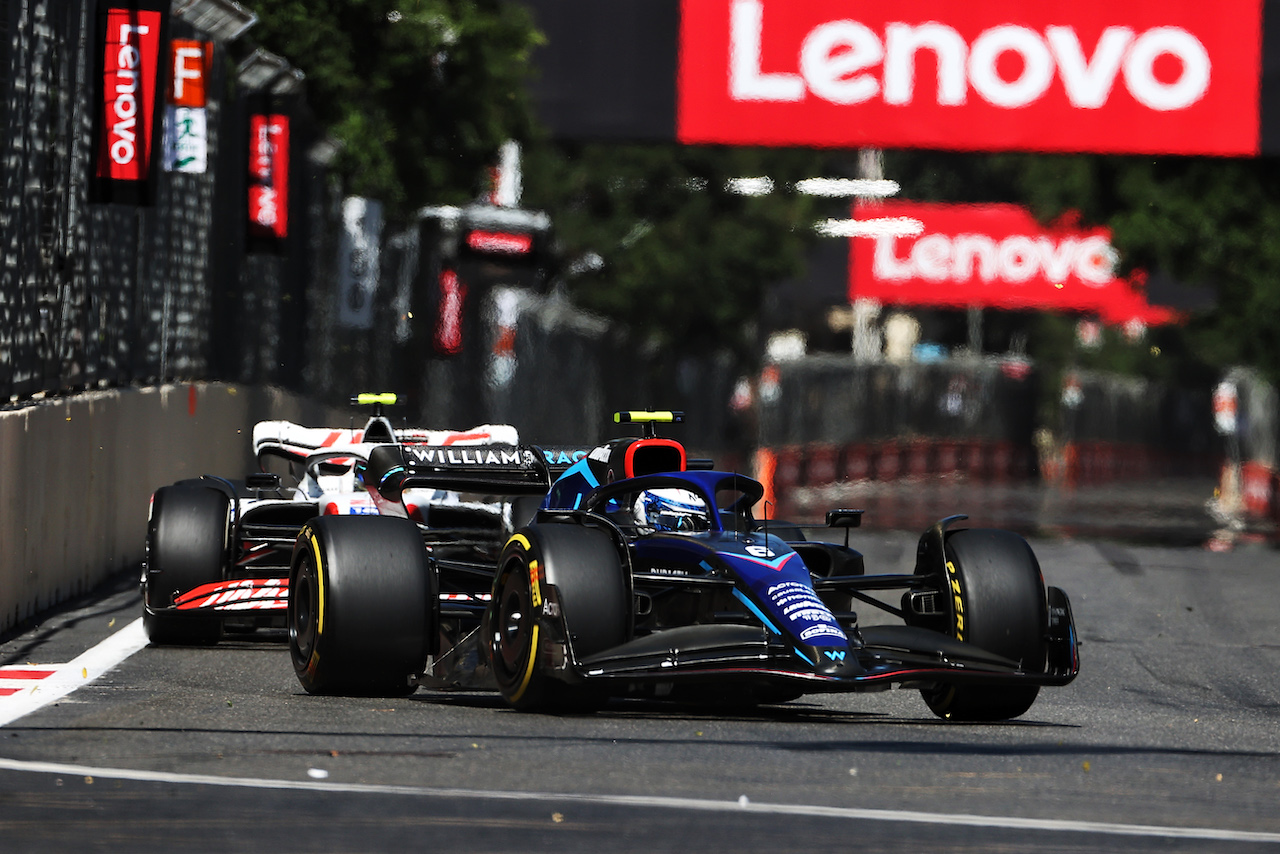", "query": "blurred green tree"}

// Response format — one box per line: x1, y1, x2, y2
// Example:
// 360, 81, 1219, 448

1018, 155, 1280, 385
522, 142, 833, 360
244, 0, 541, 217
887, 151, 1280, 385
